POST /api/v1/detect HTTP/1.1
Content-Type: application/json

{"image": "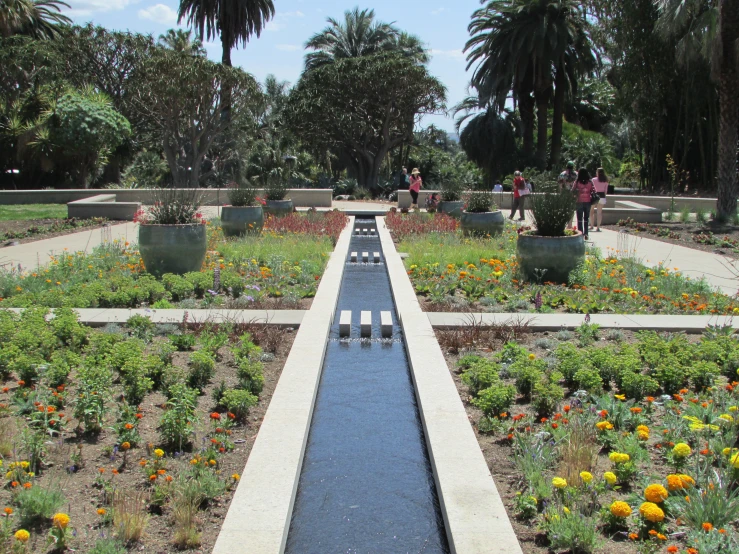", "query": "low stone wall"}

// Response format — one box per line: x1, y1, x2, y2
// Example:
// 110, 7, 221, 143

0, 188, 333, 208
67, 194, 140, 221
